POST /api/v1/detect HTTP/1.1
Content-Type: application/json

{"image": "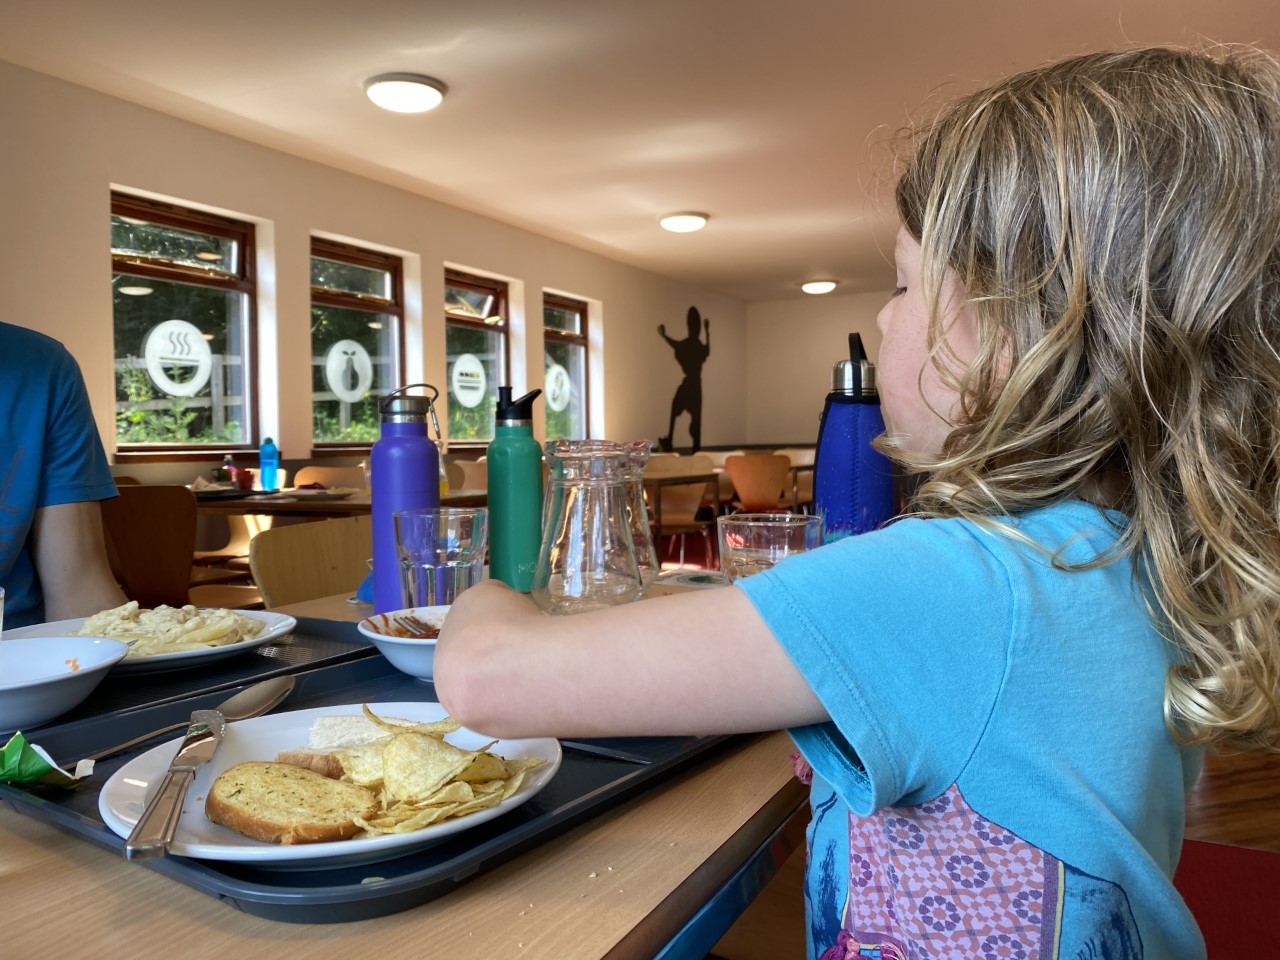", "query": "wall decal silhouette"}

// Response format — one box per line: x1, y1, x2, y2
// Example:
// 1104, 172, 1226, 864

657, 306, 710, 452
